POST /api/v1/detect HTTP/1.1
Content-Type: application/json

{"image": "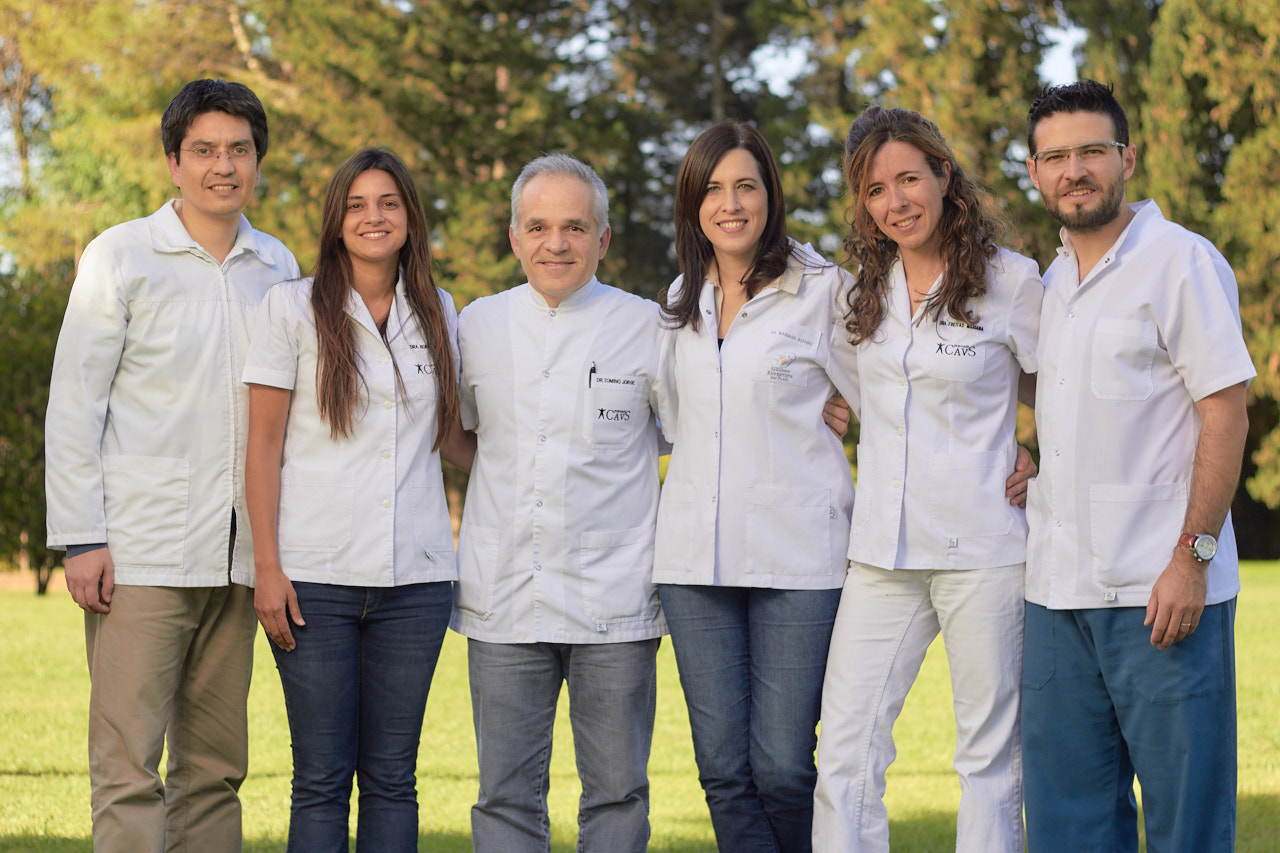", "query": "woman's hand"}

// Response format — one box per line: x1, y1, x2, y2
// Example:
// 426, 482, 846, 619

1005, 445, 1037, 508
254, 564, 304, 651
823, 394, 851, 439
